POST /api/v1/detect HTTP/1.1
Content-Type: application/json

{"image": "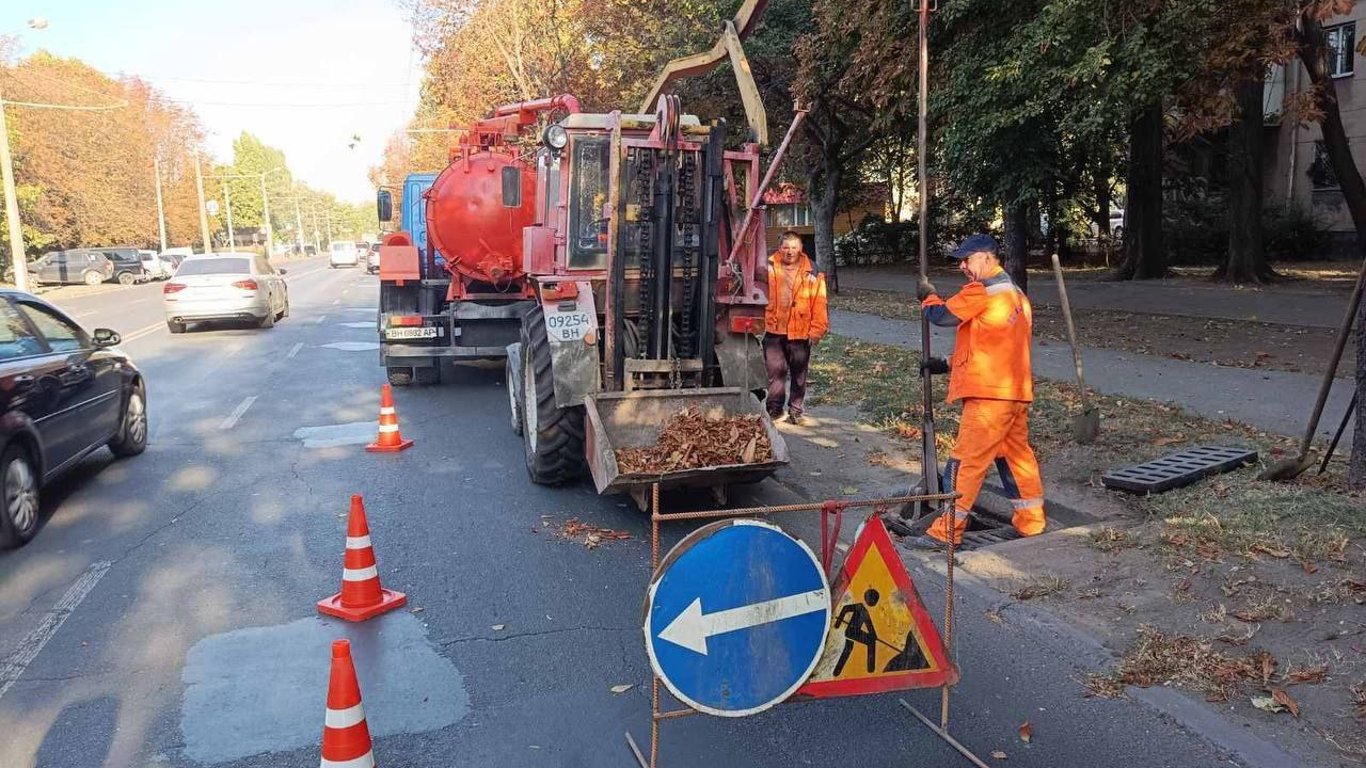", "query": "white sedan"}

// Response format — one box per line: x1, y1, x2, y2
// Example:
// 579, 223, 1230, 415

162, 252, 290, 333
